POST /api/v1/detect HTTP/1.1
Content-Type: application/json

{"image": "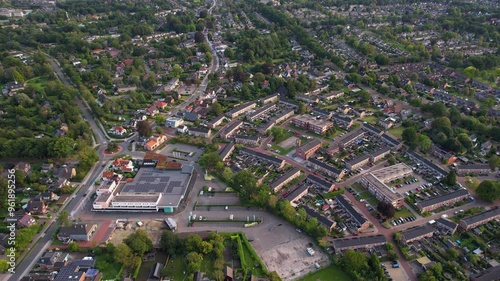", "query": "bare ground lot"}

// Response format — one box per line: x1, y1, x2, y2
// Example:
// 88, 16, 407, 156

278, 136, 298, 149
108, 220, 165, 247
257, 237, 329, 281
